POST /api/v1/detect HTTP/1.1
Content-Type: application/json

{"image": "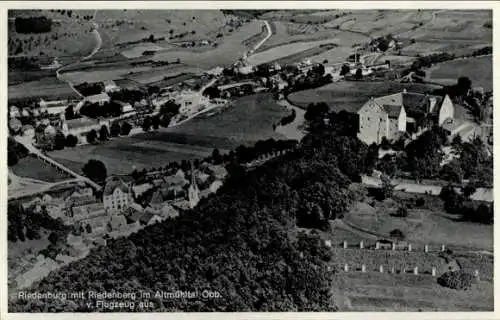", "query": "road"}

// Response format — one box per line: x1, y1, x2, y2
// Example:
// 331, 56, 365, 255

251, 20, 273, 53
56, 9, 101, 97
275, 99, 306, 141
